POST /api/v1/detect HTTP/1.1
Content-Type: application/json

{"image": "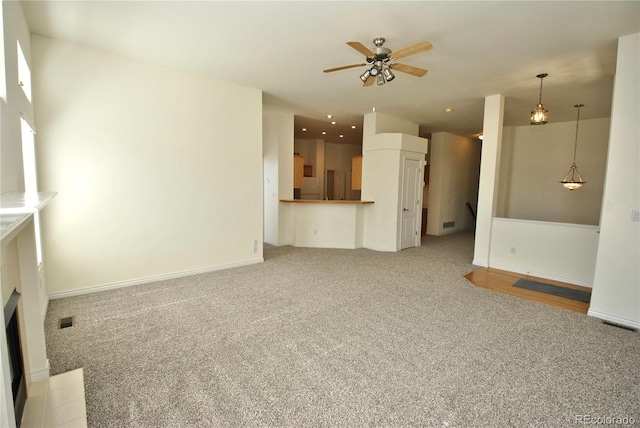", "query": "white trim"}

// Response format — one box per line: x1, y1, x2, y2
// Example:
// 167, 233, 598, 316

363, 244, 398, 252
28, 360, 50, 383
587, 309, 640, 331
41, 295, 48, 323
472, 258, 489, 267
48, 258, 264, 299
492, 217, 600, 231
292, 243, 358, 249
488, 262, 593, 288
